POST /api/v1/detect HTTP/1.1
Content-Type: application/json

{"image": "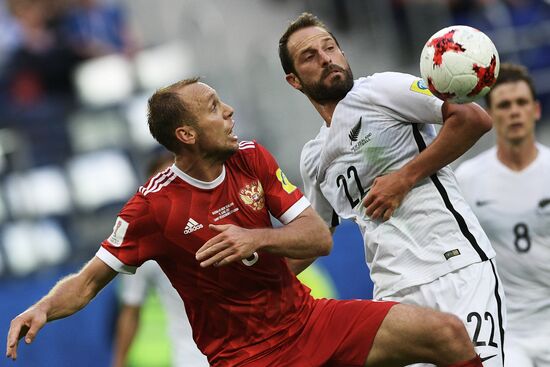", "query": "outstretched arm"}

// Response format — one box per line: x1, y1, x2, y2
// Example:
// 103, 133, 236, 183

196, 206, 332, 268
363, 102, 492, 221
6, 257, 117, 360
